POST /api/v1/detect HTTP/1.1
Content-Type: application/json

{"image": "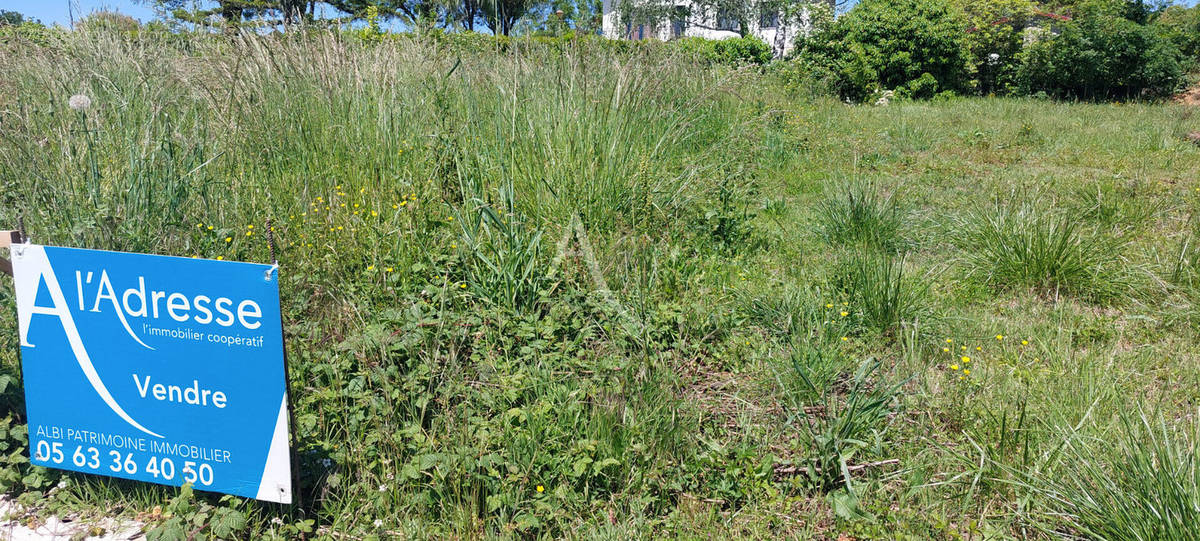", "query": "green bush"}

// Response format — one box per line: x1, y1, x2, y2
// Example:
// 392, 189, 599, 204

1155, 4, 1200, 67
1017, 10, 1184, 100
955, 0, 1038, 95
670, 36, 773, 66
796, 0, 970, 102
